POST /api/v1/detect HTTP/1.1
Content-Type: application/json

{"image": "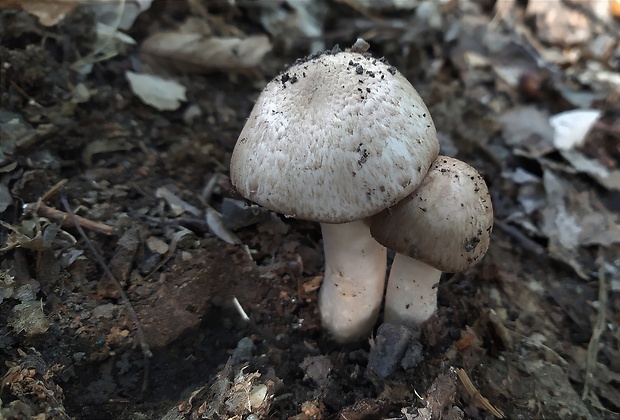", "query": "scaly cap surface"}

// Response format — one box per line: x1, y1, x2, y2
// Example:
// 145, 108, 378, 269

230, 50, 439, 223
371, 156, 493, 272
